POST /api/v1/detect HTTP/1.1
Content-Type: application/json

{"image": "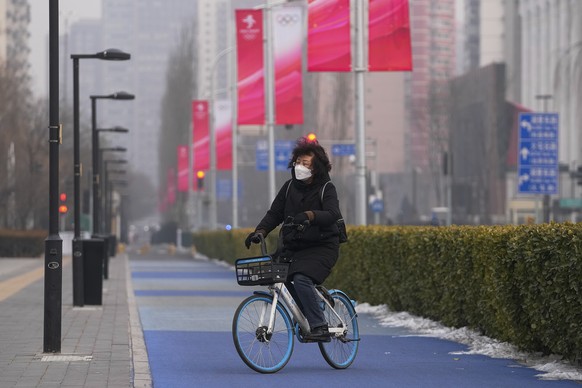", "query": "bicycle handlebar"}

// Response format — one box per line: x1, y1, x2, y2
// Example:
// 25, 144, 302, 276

254, 232, 268, 255
251, 217, 309, 256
